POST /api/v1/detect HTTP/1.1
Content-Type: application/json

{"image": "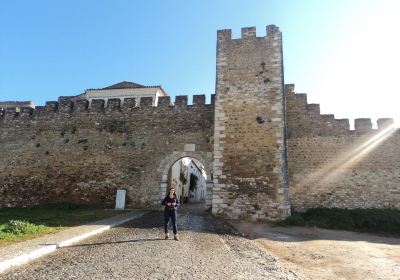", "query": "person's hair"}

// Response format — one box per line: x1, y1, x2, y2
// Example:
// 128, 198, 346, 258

167, 188, 176, 197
